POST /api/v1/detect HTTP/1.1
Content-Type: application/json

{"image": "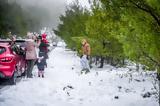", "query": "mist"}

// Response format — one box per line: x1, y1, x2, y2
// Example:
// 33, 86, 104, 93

7, 0, 89, 30
12, 0, 67, 29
